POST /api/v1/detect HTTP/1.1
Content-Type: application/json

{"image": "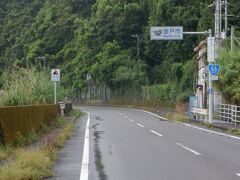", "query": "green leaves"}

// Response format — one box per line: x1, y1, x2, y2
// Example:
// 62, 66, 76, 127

1, 0, 240, 104
216, 48, 240, 104
0, 68, 53, 106
90, 41, 147, 88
